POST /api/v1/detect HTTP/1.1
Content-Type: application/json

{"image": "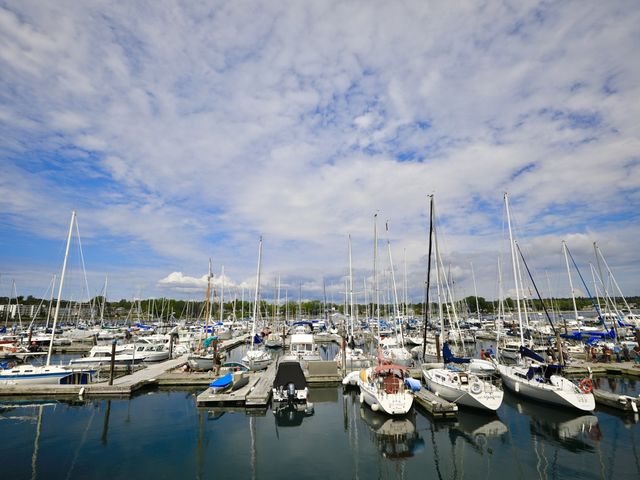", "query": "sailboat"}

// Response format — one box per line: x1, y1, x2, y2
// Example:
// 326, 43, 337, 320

420, 196, 503, 411
0, 211, 94, 385
422, 343, 503, 411
242, 237, 272, 371
335, 235, 371, 369
356, 216, 413, 416
188, 259, 225, 371
494, 193, 595, 412
379, 220, 412, 366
